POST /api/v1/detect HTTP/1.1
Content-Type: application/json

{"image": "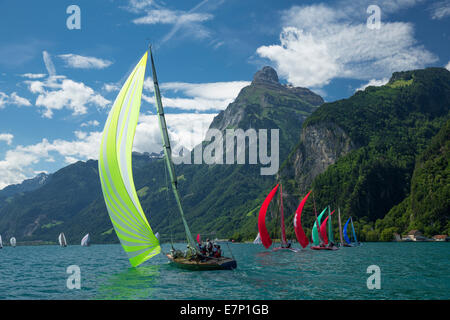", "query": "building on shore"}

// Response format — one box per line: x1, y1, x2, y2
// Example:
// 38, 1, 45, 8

405, 230, 427, 241
432, 235, 449, 241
